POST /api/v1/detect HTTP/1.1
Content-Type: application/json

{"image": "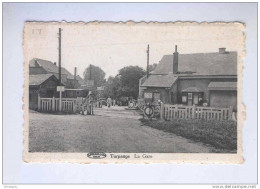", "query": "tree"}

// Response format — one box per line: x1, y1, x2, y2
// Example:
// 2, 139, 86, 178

103, 76, 120, 99
117, 66, 145, 99
83, 64, 106, 88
